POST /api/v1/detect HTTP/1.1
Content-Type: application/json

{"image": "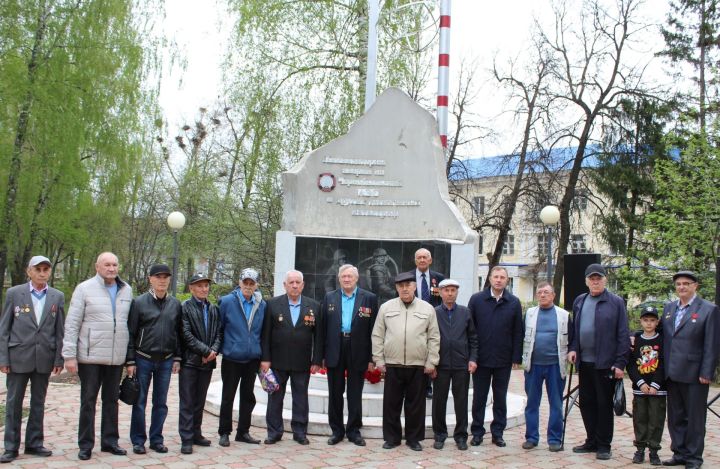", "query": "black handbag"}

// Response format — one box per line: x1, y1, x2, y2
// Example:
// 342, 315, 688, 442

119, 375, 140, 405
613, 378, 626, 416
